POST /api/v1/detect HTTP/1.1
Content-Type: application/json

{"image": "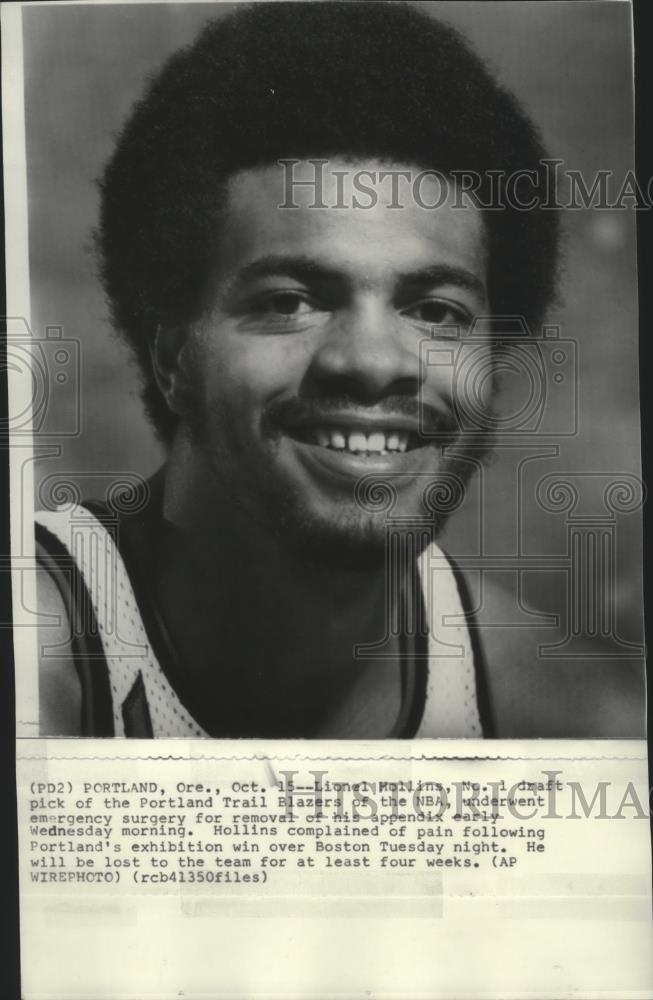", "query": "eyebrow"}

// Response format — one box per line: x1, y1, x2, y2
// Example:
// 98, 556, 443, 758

222, 255, 339, 291
398, 264, 486, 298
224, 254, 486, 297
